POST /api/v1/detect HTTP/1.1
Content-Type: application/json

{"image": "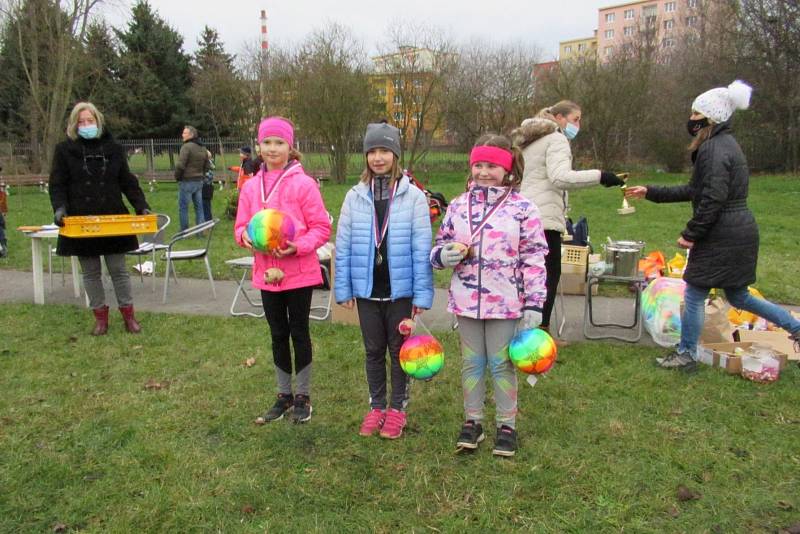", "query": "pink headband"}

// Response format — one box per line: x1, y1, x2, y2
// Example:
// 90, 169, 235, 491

258, 117, 294, 146
469, 146, 513, 173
